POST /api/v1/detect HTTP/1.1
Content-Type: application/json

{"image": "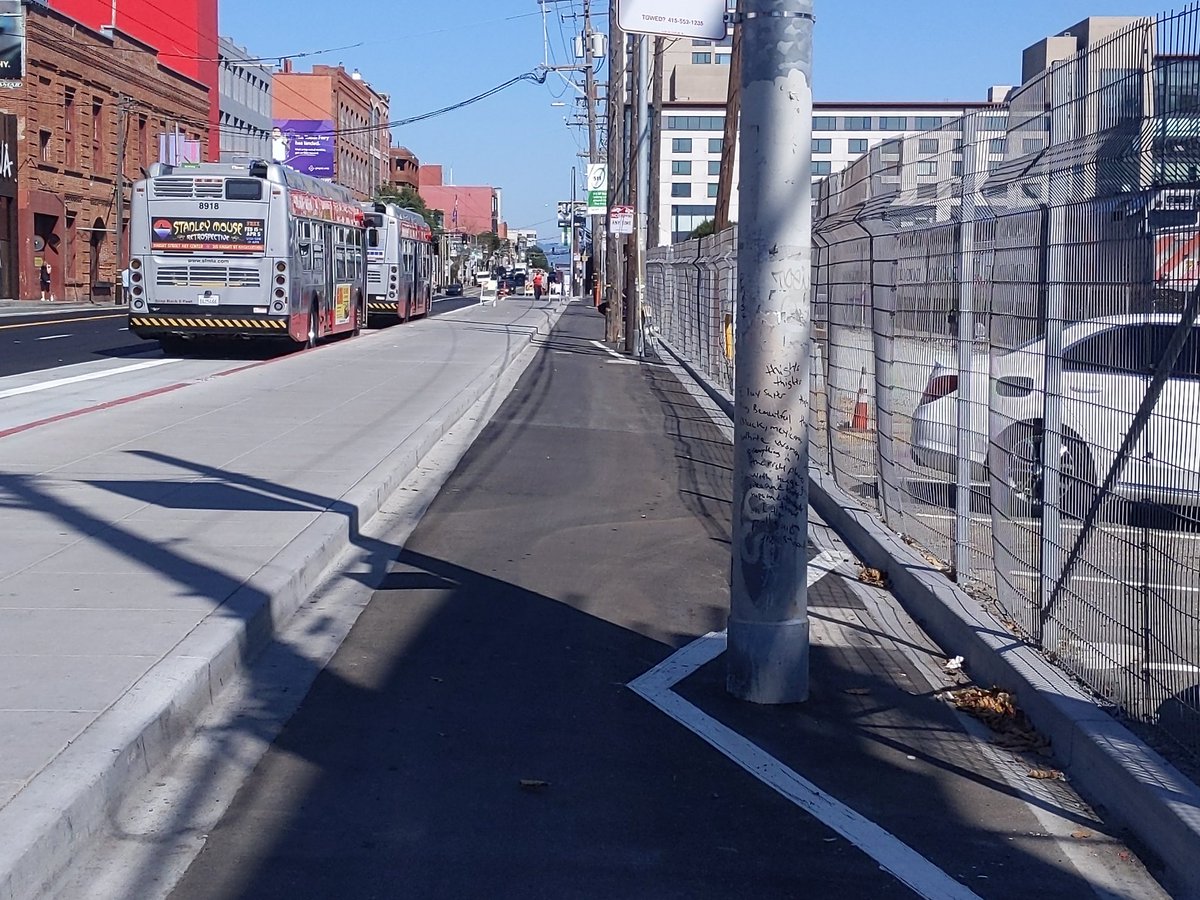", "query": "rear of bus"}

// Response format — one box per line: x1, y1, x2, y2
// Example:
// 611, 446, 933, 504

128, 161, 292, 346
363, 203, 401, 324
